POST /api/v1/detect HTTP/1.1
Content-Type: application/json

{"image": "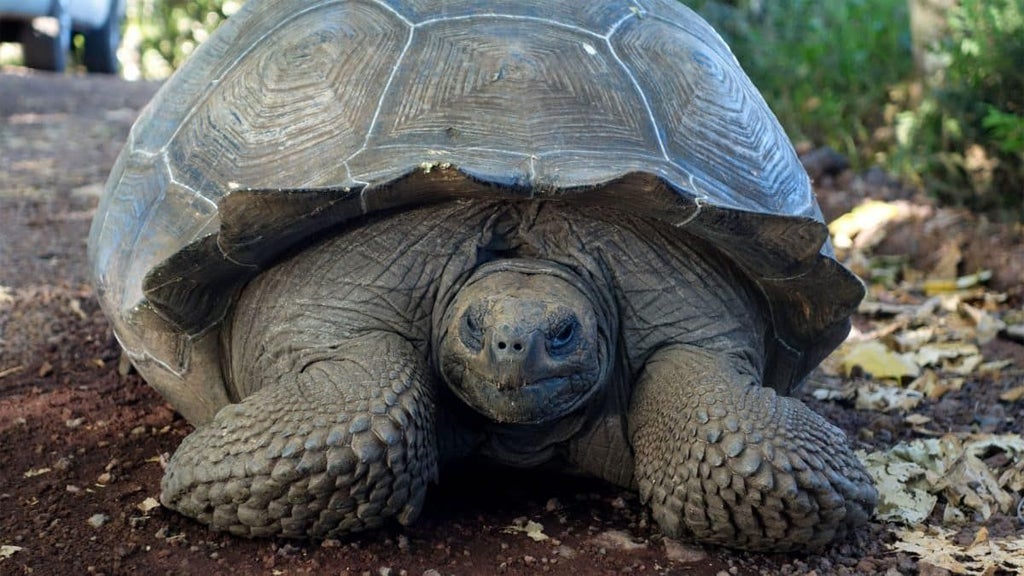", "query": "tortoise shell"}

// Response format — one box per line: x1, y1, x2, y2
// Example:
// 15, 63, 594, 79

88, 0, 862, 424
